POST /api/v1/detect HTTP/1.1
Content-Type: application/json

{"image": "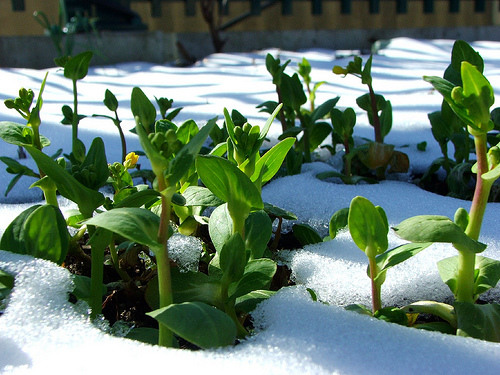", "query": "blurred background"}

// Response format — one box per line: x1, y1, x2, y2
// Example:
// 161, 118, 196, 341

1, 0, 499, 67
